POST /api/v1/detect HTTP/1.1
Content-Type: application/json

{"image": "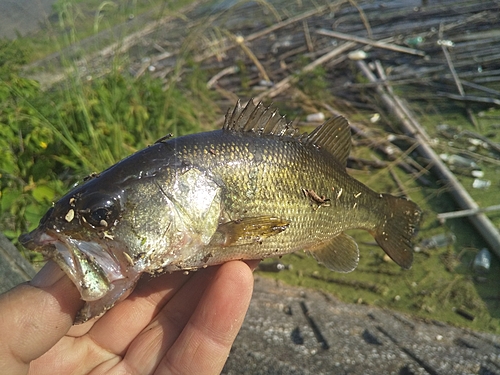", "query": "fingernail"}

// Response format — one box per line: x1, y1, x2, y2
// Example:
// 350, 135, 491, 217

30, 260, 66, 288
